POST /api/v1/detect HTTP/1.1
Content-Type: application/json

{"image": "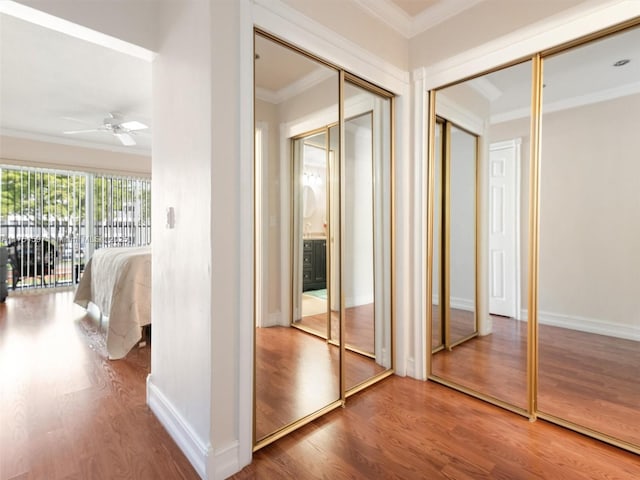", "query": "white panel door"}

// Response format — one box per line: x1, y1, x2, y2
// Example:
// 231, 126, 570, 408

489, 140, 520, 318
